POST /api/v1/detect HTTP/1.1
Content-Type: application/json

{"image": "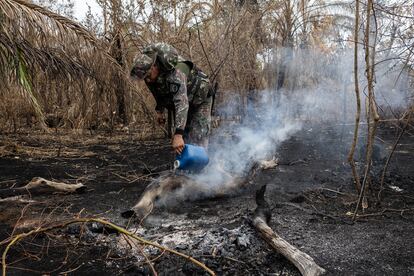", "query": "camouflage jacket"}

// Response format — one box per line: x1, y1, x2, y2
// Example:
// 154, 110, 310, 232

144, 43, 210, 133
